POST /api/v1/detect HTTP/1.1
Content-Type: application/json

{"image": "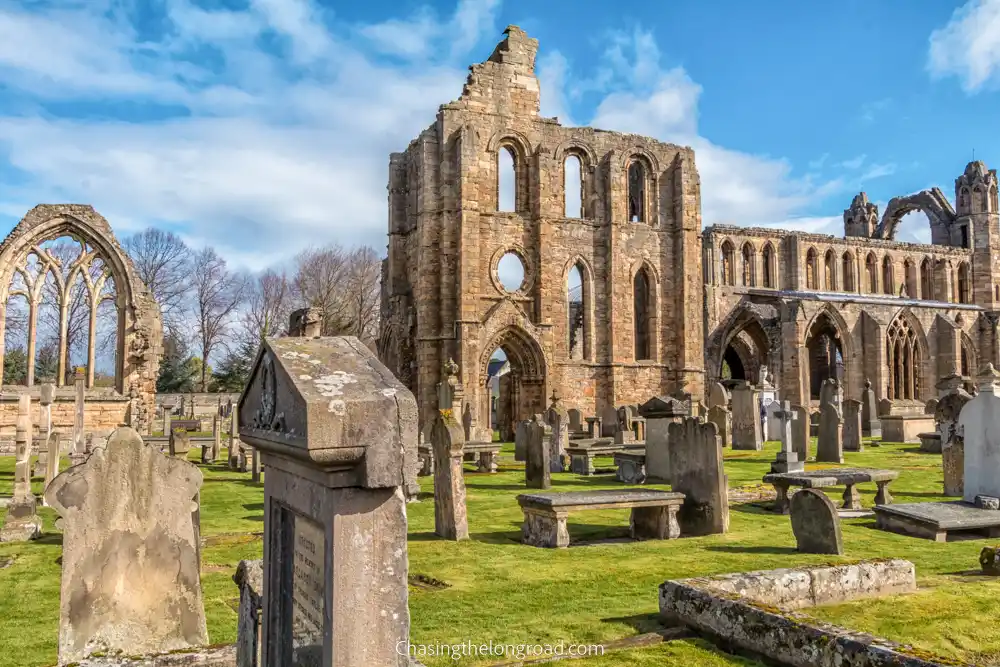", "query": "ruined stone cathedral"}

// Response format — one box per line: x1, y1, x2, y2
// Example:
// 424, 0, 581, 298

378, 25, 1000, 439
